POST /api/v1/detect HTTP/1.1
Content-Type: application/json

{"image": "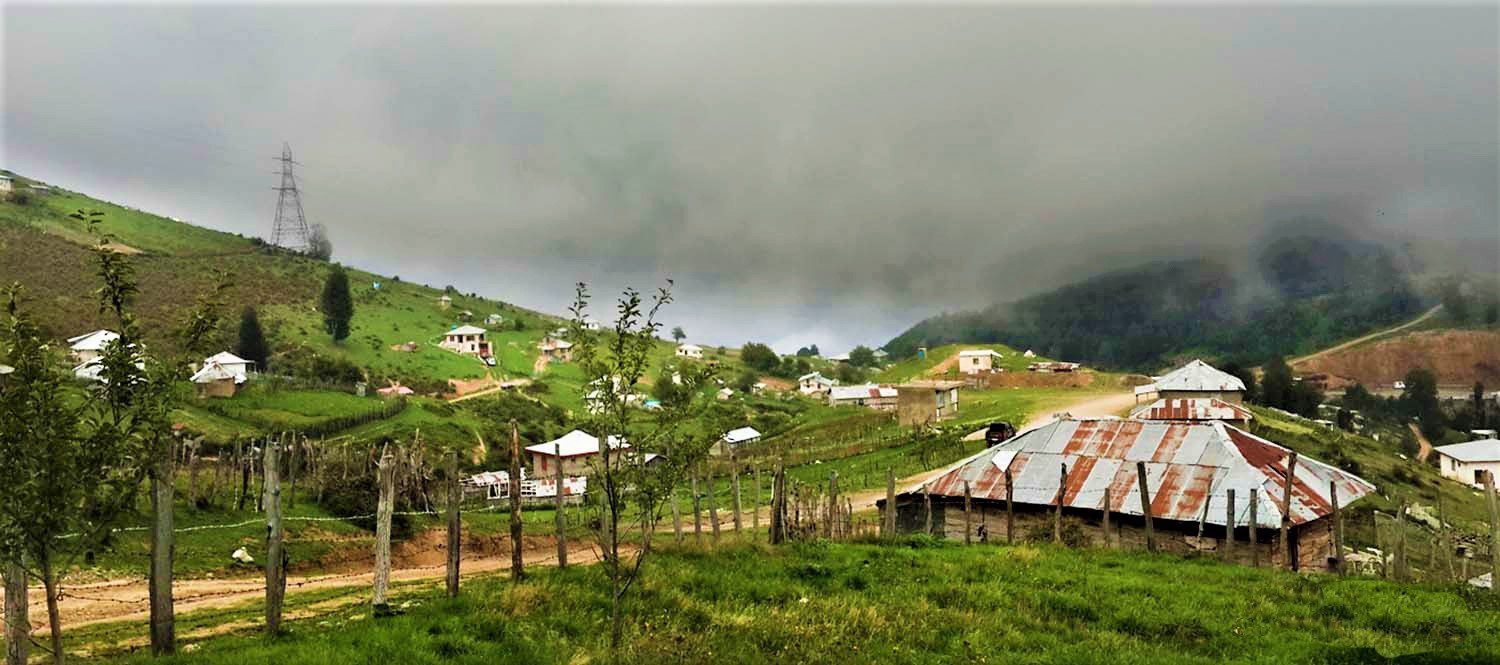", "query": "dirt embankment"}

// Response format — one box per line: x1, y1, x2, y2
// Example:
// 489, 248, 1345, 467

1293, 329, 1500, 388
